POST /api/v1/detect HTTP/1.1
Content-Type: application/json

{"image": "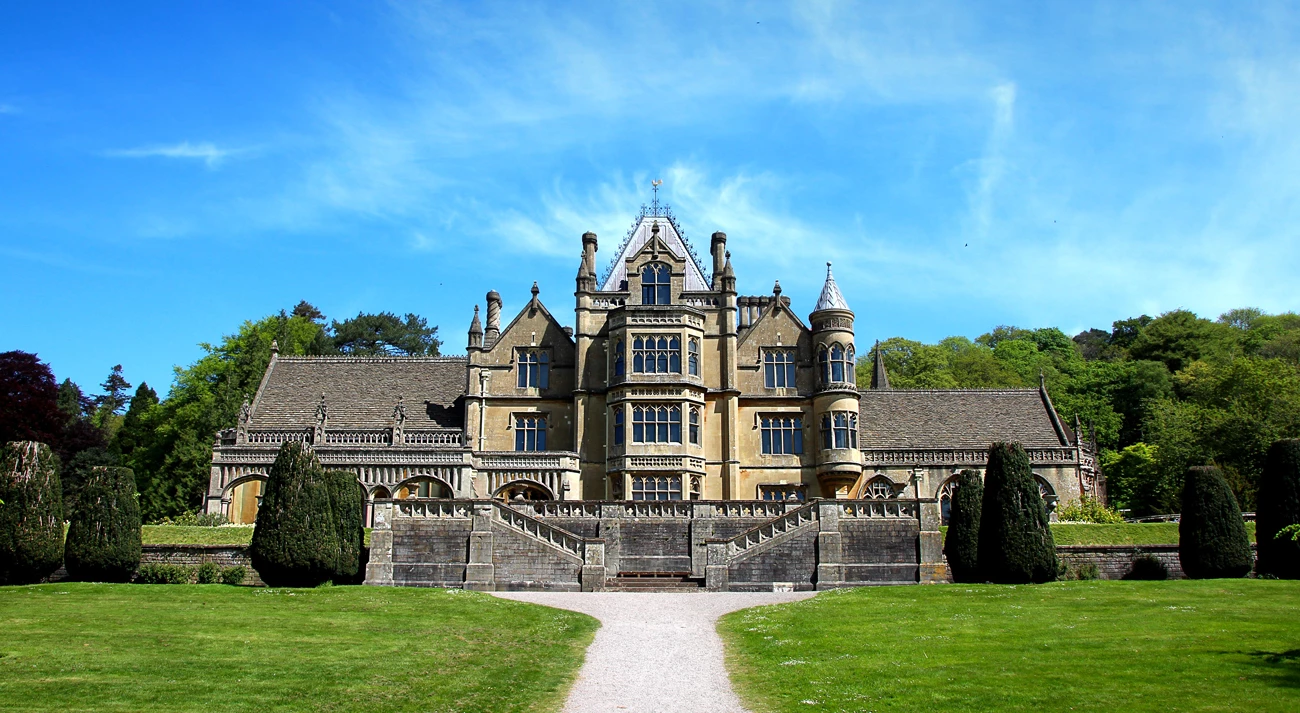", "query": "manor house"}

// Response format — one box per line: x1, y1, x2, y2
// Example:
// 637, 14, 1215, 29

206, 206, 1101, 531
